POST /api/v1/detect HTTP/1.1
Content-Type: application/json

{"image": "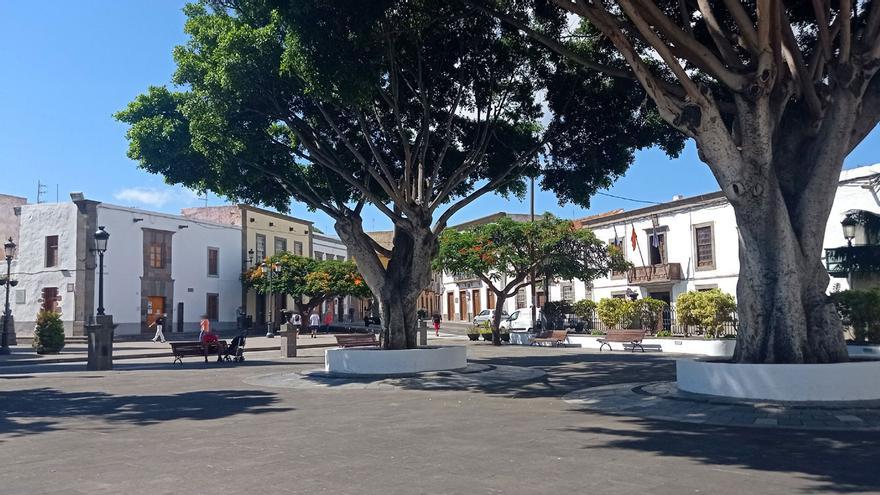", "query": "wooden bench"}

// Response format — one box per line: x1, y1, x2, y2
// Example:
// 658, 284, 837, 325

529, 330, 569, 347
335, 333, 380, 348
597, 329, 646, 352
170, 341, 228, 364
